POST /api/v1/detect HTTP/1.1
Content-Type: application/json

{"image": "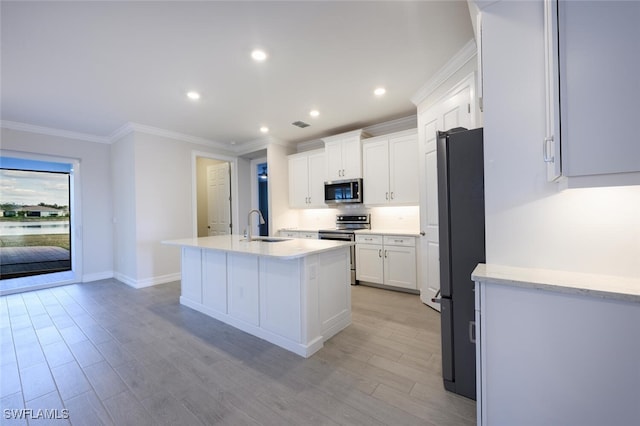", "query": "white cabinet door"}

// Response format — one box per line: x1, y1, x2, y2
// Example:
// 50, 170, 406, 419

355, 243, 383, 284
288, 155, 310, 208
227, 254, 259, 326
543, 0, 640, 184
362, 139, 390, 205
323, 130, 364, 180
288, 150, 325, 208
325, 141, 344, 181
384, 245, 417, 290
181, 247, 202, 303
389, 133, 419, 204
341, 136, 363, 179
307, 151, 326, 207
202, 250, 227, 313
260, 257, 301, 342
